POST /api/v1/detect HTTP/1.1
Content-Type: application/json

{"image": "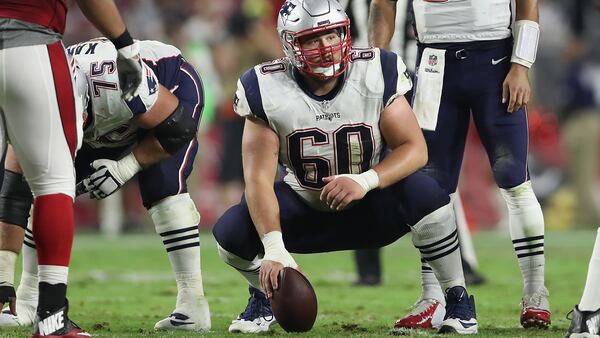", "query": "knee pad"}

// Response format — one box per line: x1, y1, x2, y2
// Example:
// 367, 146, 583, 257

149, 193, 200, 250
411, 203, 459, 262
0, 170, 33, 228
